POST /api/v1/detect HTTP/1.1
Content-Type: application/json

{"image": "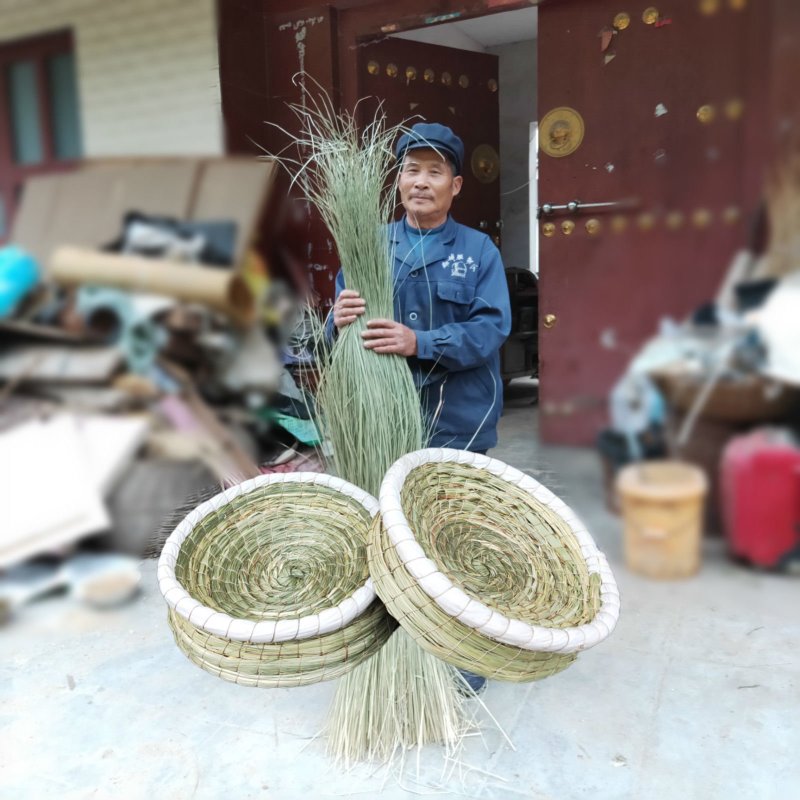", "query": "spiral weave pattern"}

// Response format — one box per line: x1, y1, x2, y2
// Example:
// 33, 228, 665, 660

369, 451, 619, 682
159, 474, 394, 688
174, 483, 370, 619
402, 465, 596, 628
